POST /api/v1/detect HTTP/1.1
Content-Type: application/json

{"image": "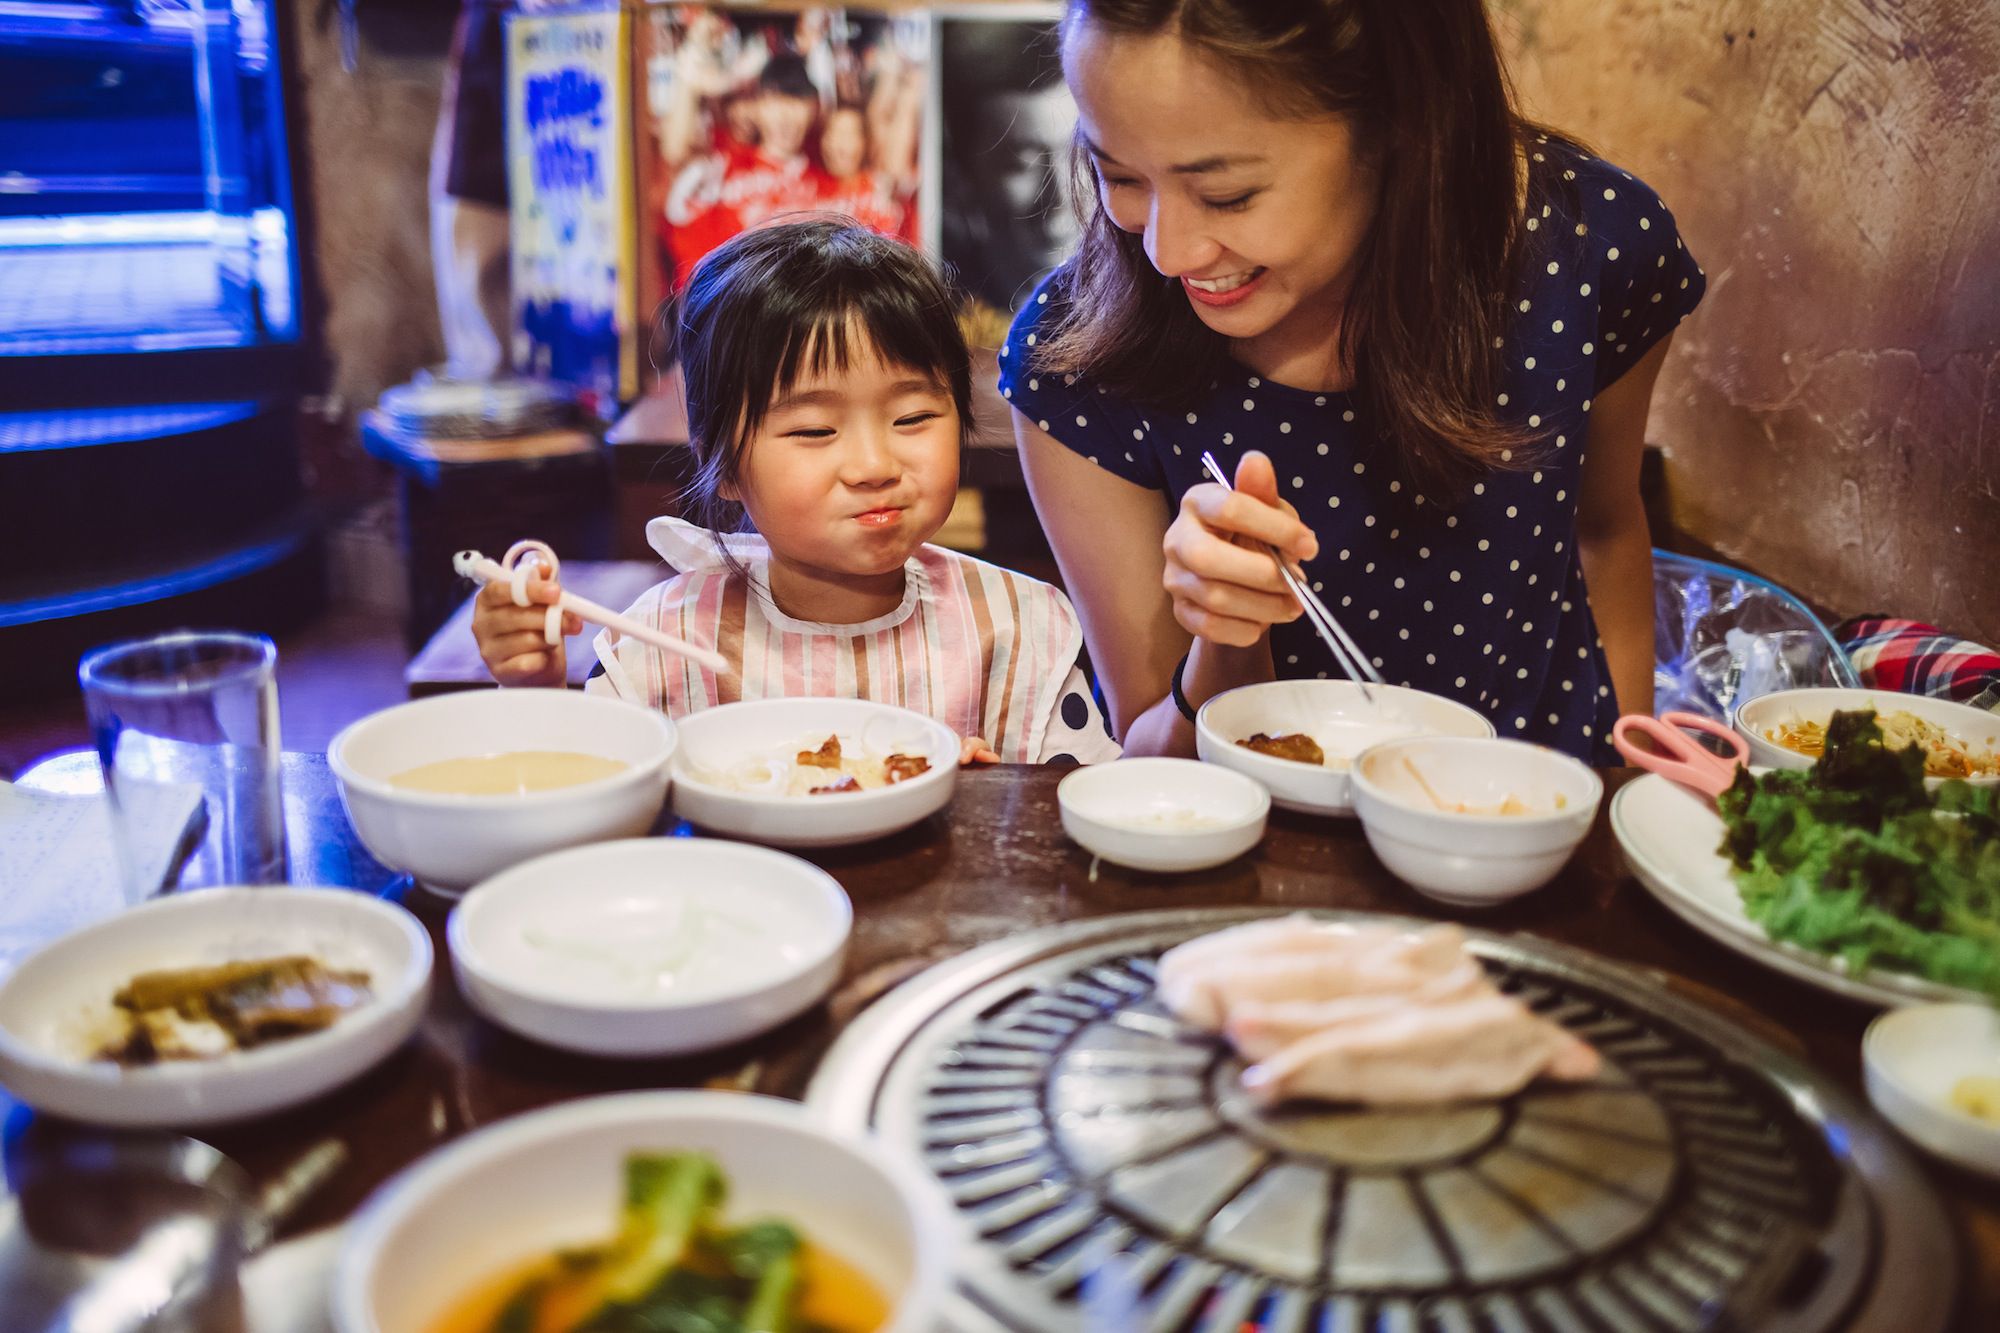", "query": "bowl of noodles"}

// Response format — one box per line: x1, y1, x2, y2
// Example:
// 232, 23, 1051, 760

669, 698, 960, 847
1734, 688, 2000, 786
